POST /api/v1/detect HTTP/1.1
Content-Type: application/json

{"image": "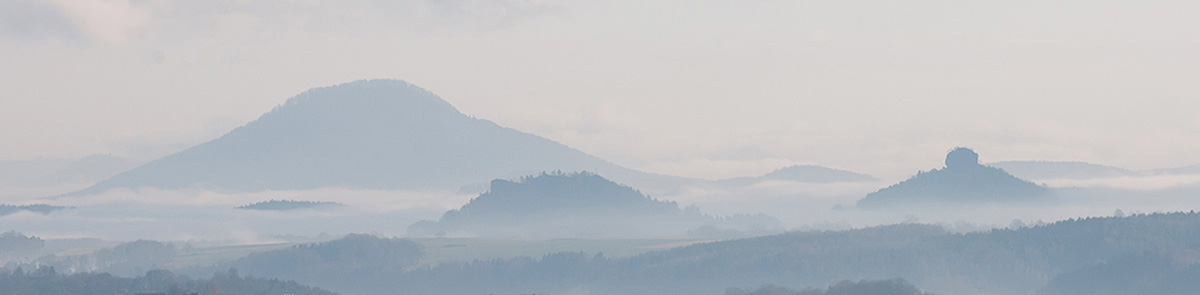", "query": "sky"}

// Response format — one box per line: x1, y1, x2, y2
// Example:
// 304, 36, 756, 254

2, 0, 1200, 181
